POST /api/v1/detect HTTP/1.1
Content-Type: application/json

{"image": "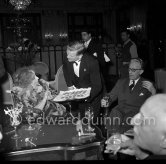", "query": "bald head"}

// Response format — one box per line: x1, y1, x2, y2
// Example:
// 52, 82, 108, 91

142, 94, 166, 116
133, 94, 166, 155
